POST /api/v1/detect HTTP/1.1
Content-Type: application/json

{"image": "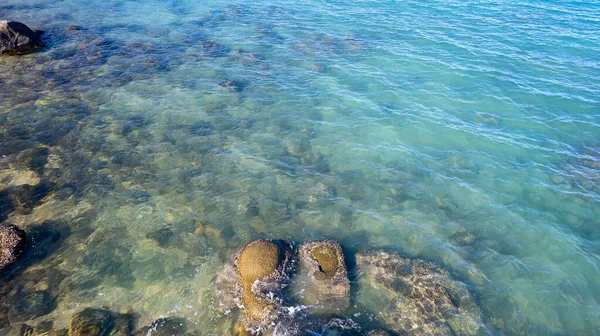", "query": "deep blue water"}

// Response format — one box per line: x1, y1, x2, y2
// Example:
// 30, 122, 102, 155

1, 0, 599, 335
